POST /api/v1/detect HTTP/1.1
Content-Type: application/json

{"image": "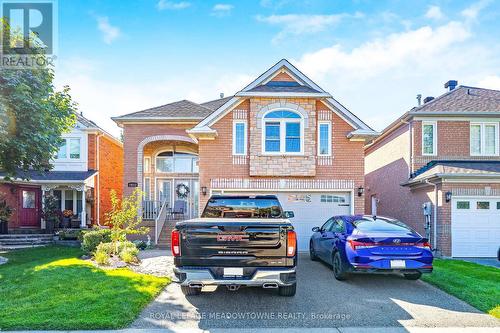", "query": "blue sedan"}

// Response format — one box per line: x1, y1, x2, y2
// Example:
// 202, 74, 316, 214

309, 215, 433, 280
